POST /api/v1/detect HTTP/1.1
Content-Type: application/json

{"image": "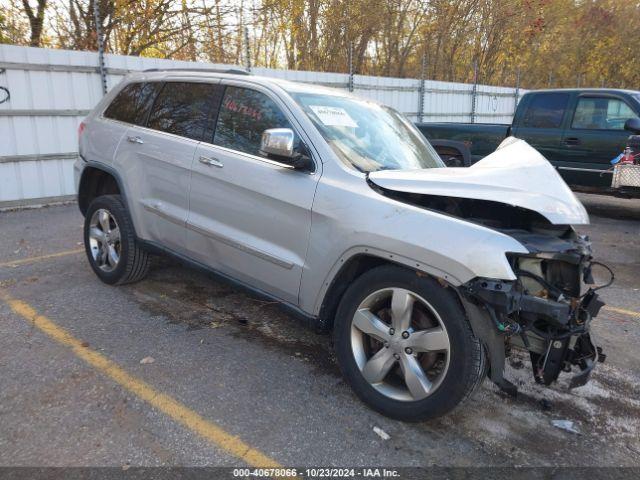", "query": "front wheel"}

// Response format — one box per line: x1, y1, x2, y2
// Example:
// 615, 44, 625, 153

334, 265, 486, 421
84, 194, 150, 285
